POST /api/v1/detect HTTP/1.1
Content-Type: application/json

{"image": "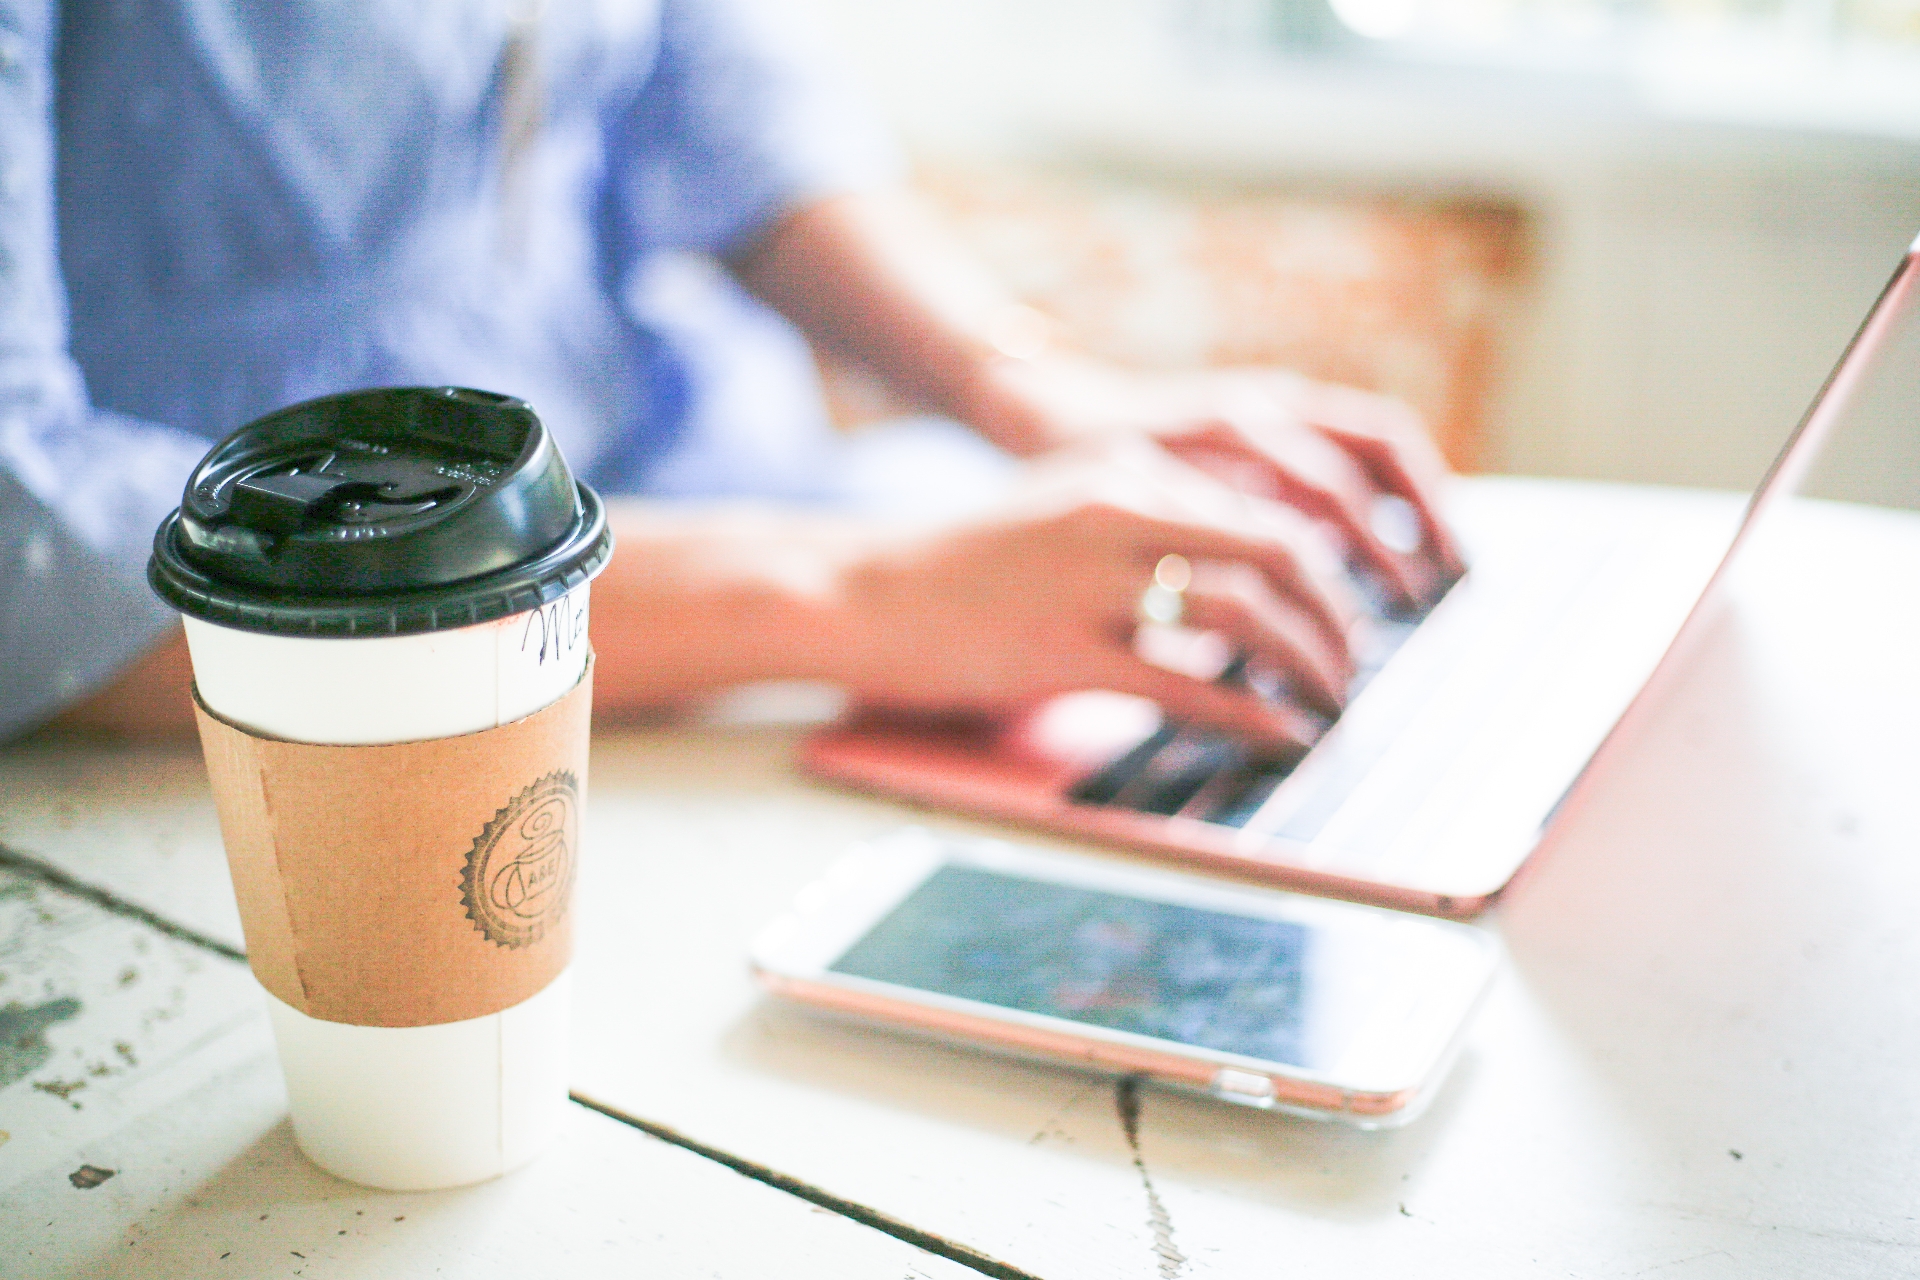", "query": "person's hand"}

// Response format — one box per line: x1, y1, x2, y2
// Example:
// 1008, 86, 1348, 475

974, 357, 1466, 610
728, 194, 1462, 609
824, 436, 1362, 748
